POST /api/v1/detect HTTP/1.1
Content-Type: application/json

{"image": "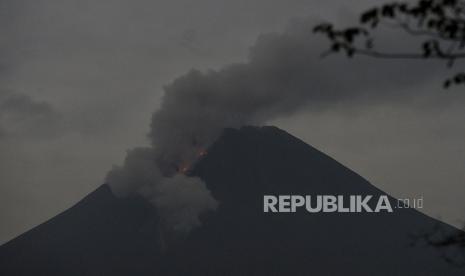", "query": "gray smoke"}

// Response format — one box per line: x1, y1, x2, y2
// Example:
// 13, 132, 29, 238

0, 90, 63, 140
106, 147, 216, 233
106, 20, 438, 233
